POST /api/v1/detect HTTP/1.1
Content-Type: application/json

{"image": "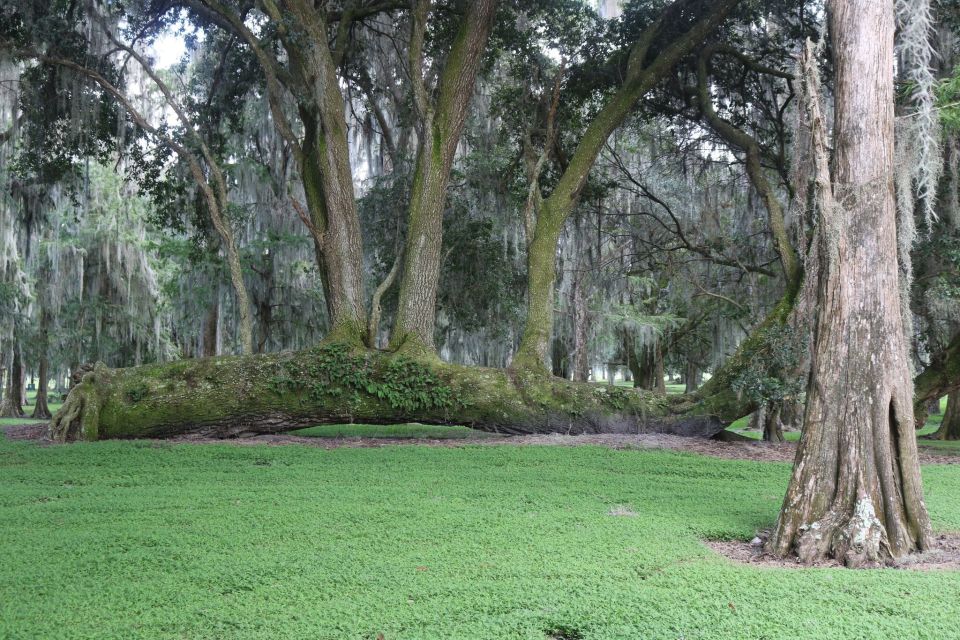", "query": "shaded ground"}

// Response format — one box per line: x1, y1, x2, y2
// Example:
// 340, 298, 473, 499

707, 533, 960, 570
8, 421, 960, 464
